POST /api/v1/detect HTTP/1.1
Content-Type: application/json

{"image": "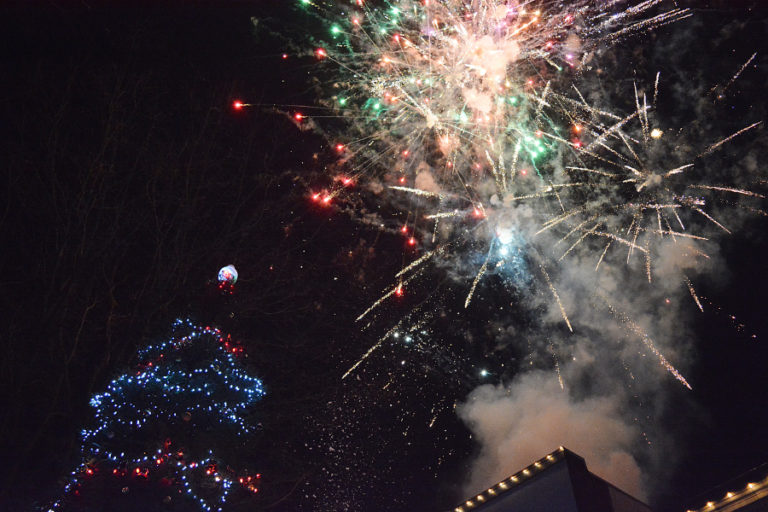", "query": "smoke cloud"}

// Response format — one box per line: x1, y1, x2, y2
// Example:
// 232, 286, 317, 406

458, 370, 645, 499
